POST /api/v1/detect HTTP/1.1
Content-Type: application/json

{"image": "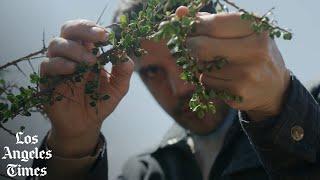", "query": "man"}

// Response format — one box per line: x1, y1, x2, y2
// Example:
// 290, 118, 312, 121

30, 1, 320, 180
